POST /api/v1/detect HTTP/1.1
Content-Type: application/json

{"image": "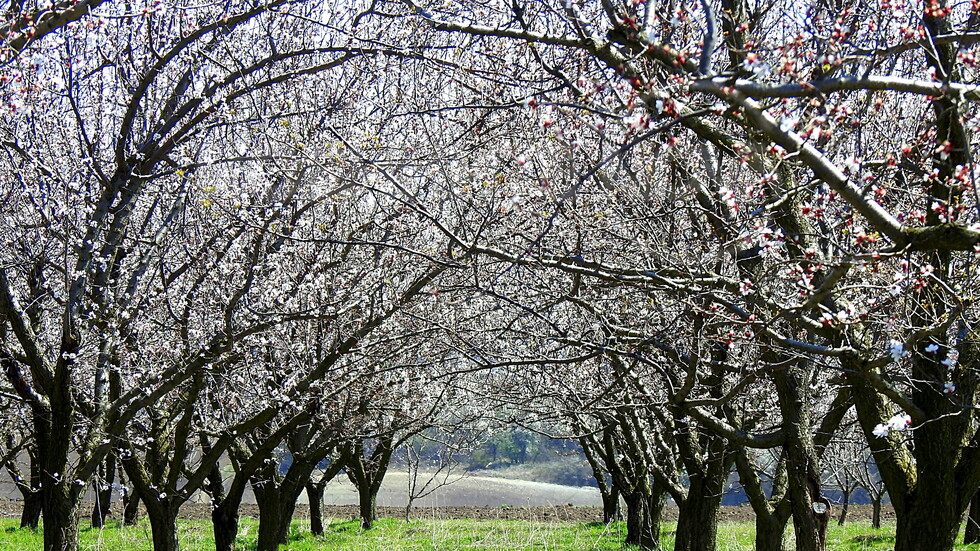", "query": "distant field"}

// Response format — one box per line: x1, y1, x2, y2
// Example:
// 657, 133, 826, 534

320, 471, 604, 508
0, 516, 946, 551
0, 470, 604, 509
